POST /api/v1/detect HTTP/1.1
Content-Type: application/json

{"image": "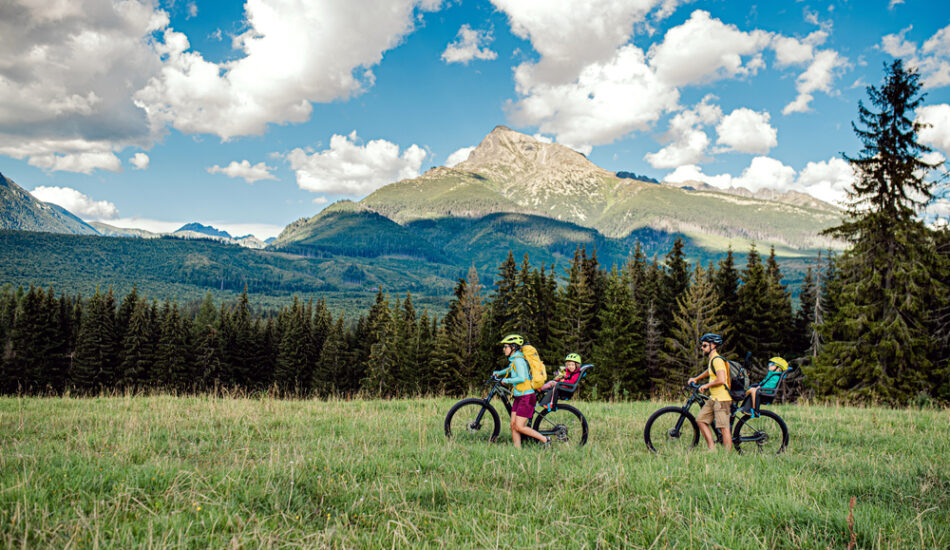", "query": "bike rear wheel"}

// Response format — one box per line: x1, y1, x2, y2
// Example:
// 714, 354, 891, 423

644, 407, 699, 453
532, 404, 588, 446
733, 409, 788, 454
444, 399, 501, 444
